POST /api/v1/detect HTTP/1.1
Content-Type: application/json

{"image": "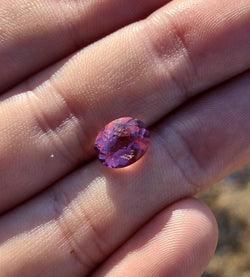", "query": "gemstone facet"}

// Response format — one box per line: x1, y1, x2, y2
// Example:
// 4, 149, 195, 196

94, 117, 150, 168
